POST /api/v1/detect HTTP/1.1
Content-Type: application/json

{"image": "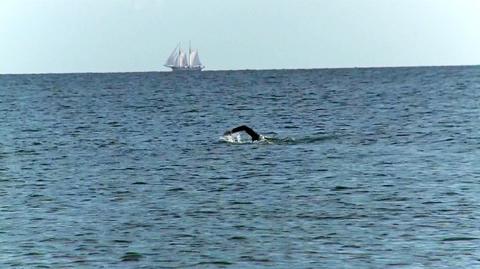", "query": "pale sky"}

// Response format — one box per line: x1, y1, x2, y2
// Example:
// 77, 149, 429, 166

1, 0, 479, 73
